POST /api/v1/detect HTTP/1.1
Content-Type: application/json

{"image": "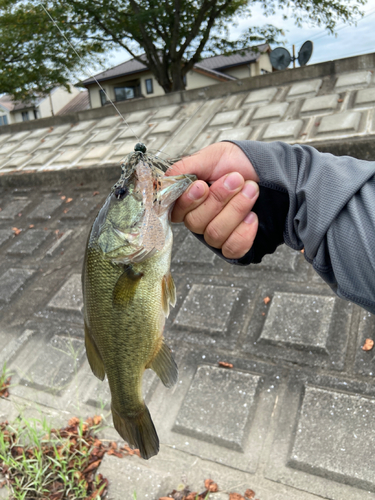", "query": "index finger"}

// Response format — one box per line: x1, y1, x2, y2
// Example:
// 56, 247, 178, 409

167, 145, 224, 182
